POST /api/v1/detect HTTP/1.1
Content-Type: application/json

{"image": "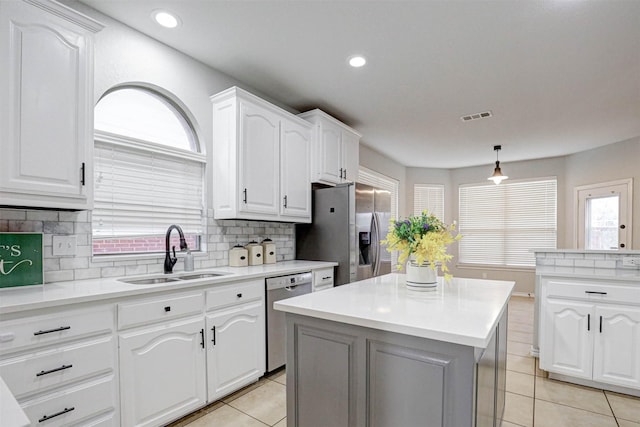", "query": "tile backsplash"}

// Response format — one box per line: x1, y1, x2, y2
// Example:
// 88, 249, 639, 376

535, 250, 640, 270
0, 208, 295, 284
